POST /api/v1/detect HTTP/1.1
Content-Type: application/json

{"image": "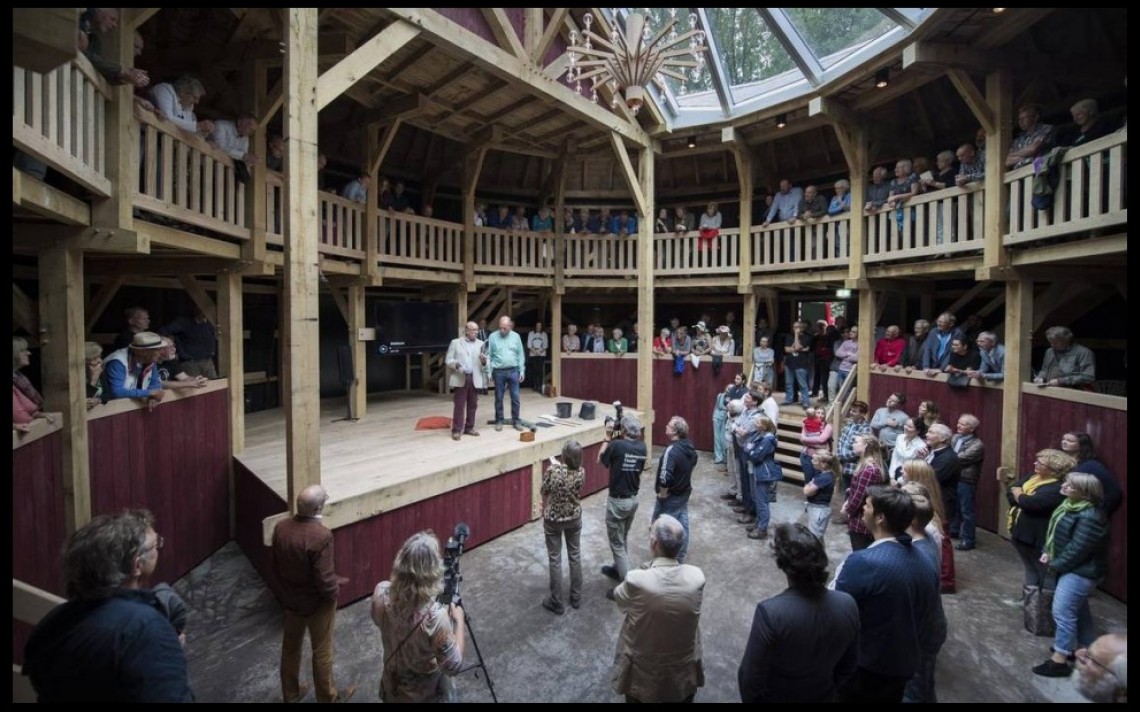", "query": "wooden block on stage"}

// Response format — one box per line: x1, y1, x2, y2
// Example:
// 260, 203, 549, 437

519, 430, 535, 442
544, 385, 558, 397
